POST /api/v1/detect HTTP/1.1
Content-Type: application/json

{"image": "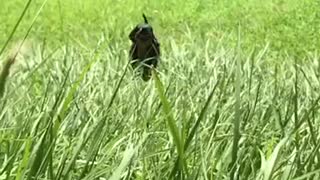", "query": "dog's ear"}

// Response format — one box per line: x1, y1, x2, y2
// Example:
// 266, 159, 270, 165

129, 26, 139, 41
142, 13, 148, 24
